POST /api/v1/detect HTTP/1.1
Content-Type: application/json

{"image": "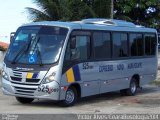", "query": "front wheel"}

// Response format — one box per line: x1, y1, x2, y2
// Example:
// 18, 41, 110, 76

16, 97, 34, 104
61, 87, 78, 107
